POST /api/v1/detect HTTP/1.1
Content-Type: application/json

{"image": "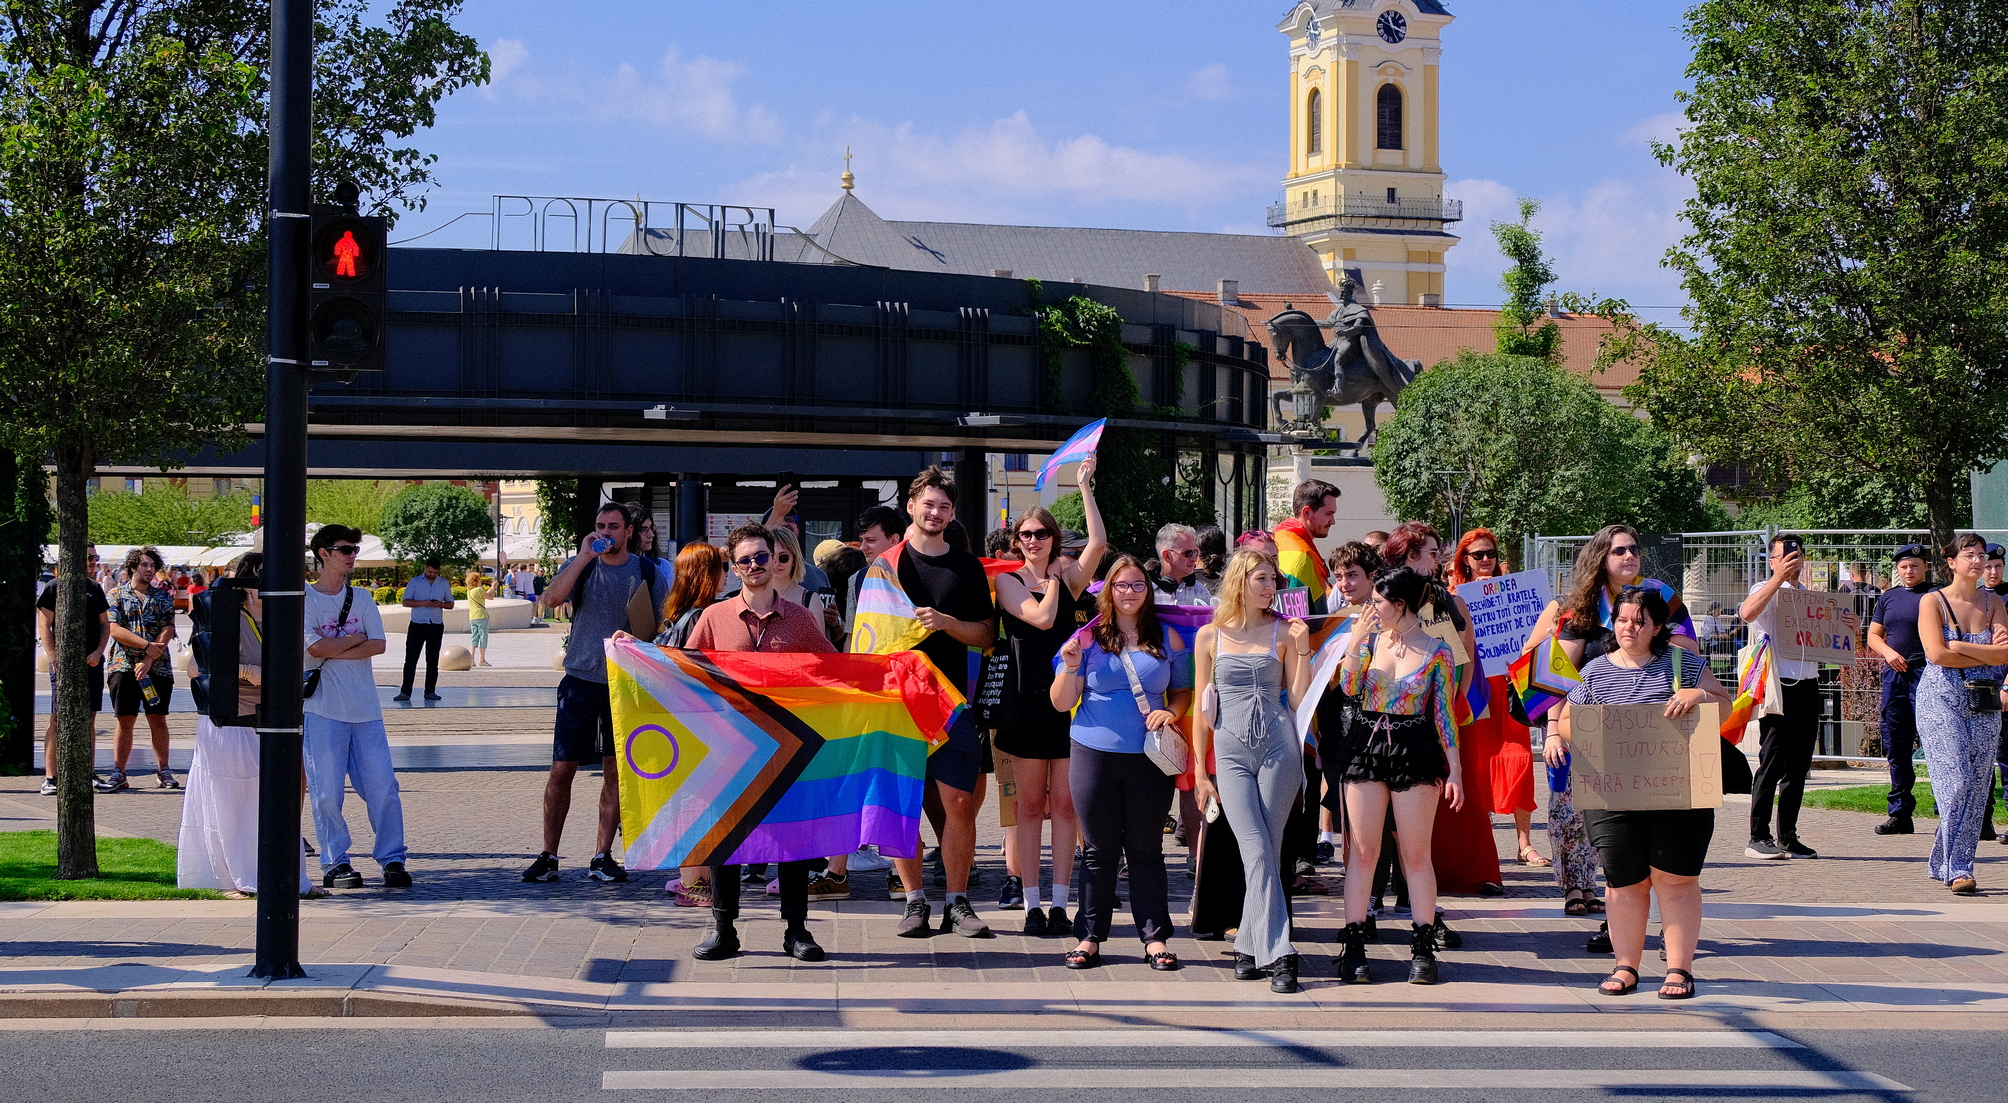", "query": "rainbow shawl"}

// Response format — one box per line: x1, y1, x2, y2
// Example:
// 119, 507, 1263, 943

1272, 518, 1331, 608
608, 638, 964, 868
1721, 636, 1770, 744
1507, 634, 1581, 721
849, 541, 930, 656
